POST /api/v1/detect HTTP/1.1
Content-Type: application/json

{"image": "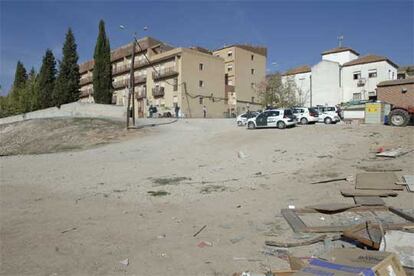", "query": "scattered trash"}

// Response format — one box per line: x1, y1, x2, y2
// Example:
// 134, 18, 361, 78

288, 205, 295, 210
157, 234, 166, 239
238, 151, 247, 159
197, 241, 212, 248
160, 252, 167, 257
403, 175, 414, 192
119, 258, 129, 266
237, 205, 242, 208
232, 257, 262, 262
380, 230, 414, 268
61, 227, 77, 234
147, 190, 170, 197
320, 217, 325, 221
376, 147, 414, 158
193, 225, 207, 237
230, 236, 244, 244
310, 177, 349, 185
